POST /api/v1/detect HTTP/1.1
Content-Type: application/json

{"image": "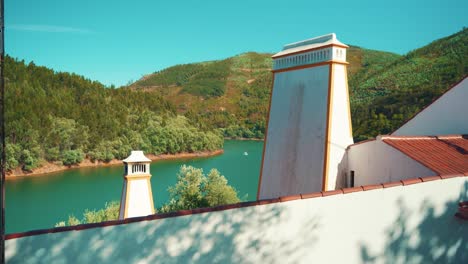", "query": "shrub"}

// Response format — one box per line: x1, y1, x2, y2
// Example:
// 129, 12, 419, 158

61, 149, 84, 165
160, 165, 240, 213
